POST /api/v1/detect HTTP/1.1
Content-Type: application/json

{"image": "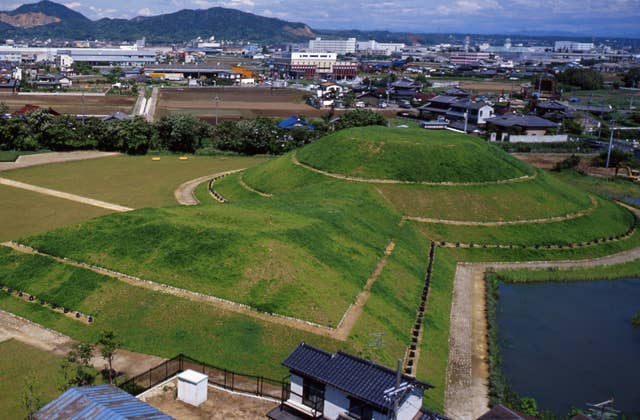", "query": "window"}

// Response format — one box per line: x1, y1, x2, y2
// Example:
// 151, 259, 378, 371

348, 397, 373, 420
302, 378, 325, 411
